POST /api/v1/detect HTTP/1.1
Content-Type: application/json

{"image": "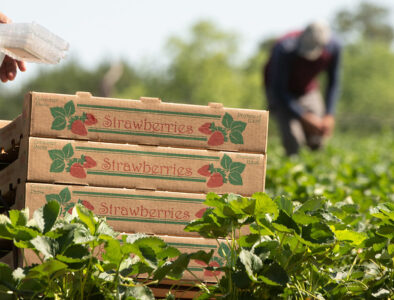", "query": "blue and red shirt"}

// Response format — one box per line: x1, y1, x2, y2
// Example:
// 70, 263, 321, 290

264, 31, 342, 117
